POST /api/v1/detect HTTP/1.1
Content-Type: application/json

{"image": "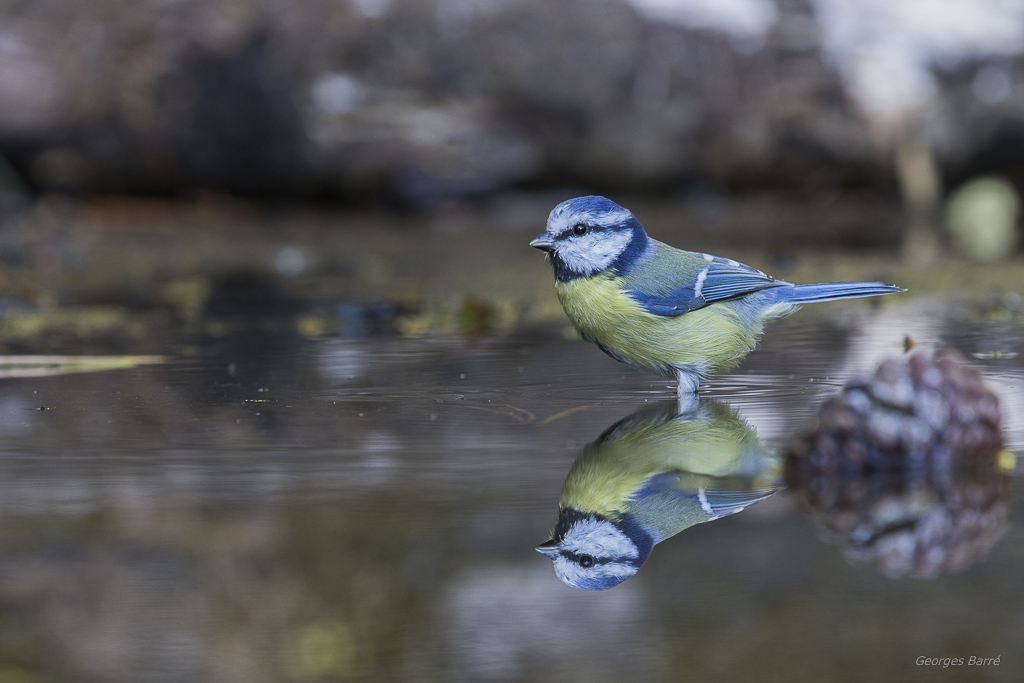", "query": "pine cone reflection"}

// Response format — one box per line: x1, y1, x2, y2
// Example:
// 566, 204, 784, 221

787, 352, 1010, 578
